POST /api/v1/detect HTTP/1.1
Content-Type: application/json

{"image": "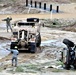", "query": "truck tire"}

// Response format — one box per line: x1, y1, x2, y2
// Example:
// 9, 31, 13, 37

63, 39, 74, 47
30, 42, 36, 53
10, 42, 17, 49
73, 65, 76, 69
36, 34, 41, 47
64, 64, 71, 70
73, 58, 76, 69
